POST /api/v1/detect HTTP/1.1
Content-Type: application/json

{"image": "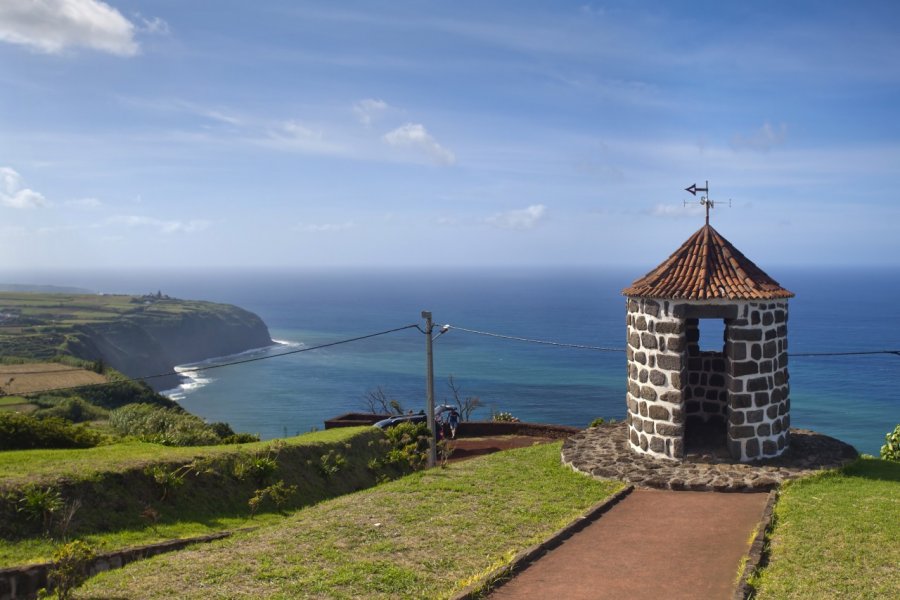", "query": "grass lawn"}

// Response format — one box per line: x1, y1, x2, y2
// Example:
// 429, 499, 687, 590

0, 427, 363, 487
76, 442, 622, 599
0, 427, 376, 567
751, 457, 900, 599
